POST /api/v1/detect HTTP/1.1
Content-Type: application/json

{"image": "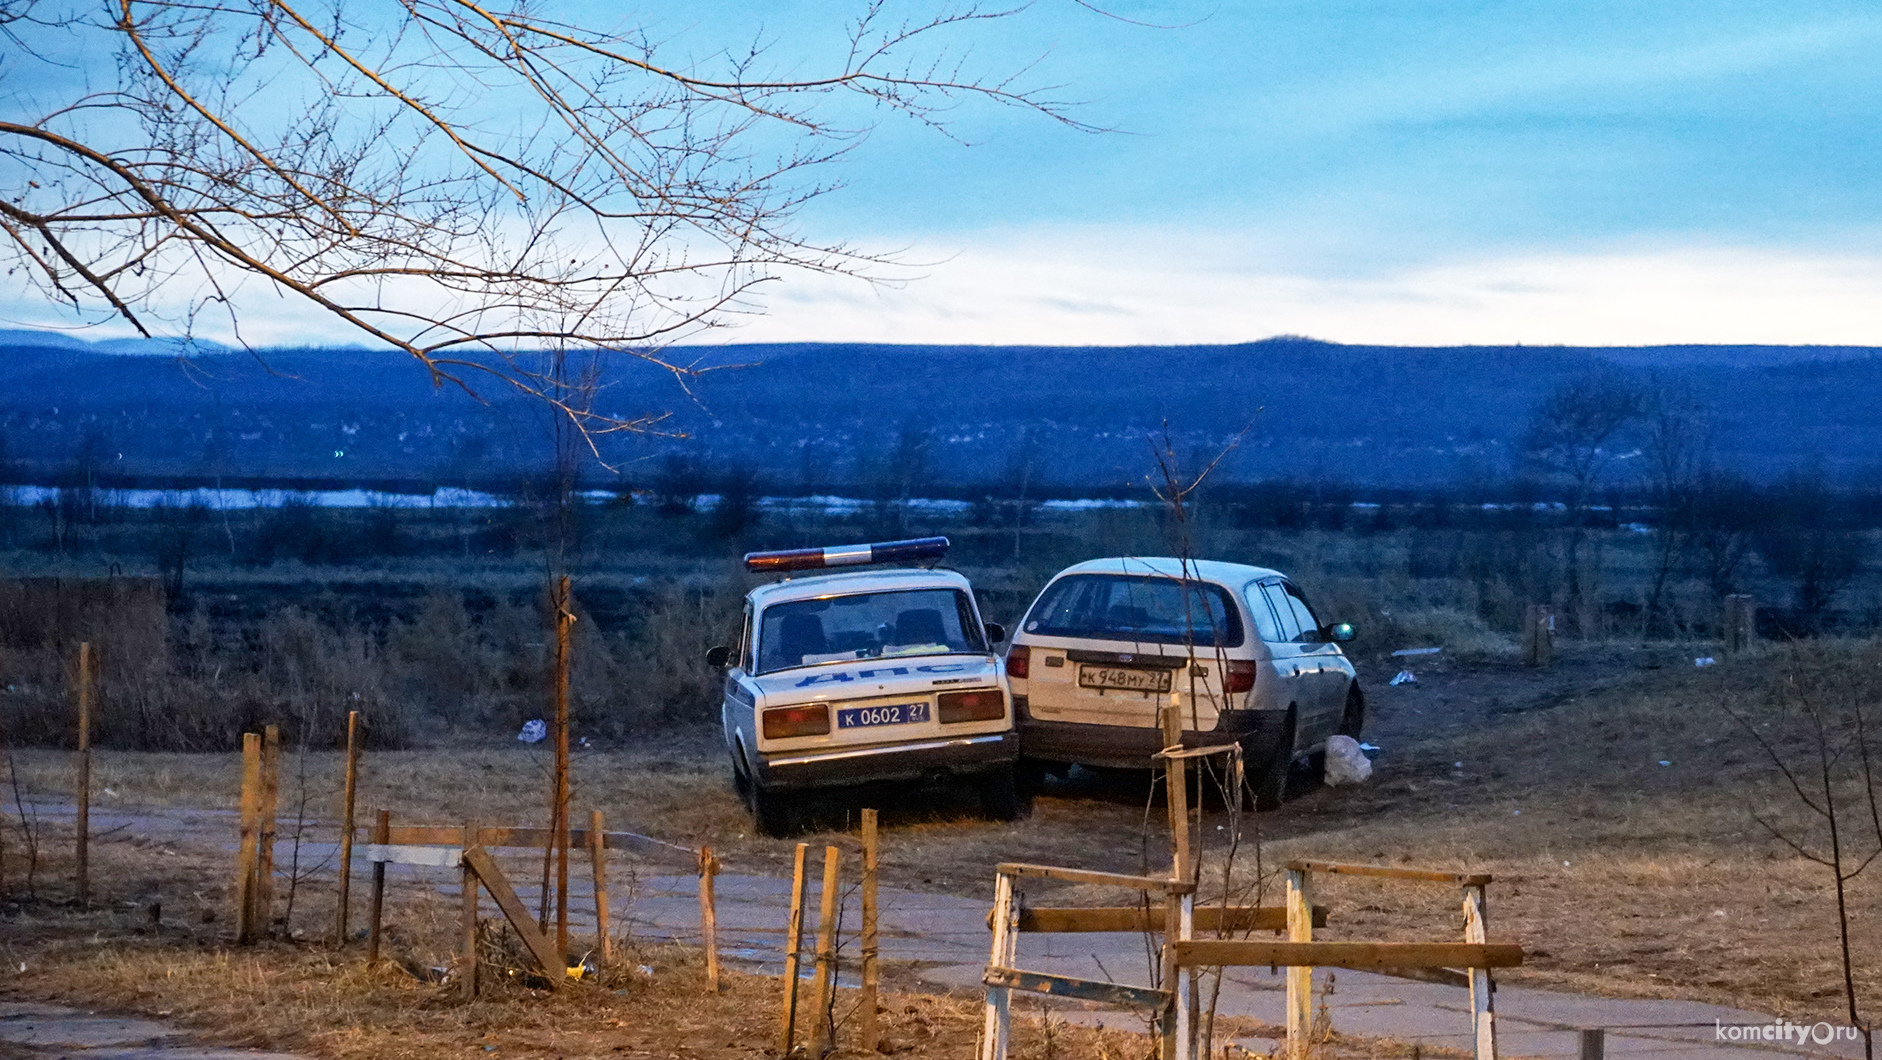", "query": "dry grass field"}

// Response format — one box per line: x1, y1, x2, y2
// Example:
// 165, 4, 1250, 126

2, 640, 1879, 1057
